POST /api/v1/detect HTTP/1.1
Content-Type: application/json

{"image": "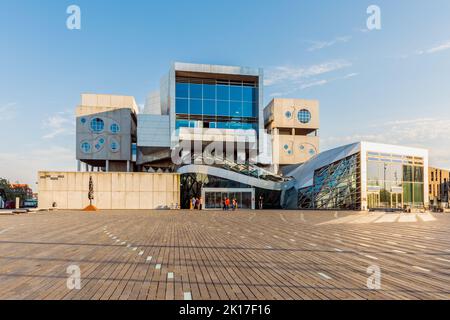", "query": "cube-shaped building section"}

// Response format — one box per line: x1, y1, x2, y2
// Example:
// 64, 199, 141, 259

264, 98, 319, 173
76, 94, 138, 172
